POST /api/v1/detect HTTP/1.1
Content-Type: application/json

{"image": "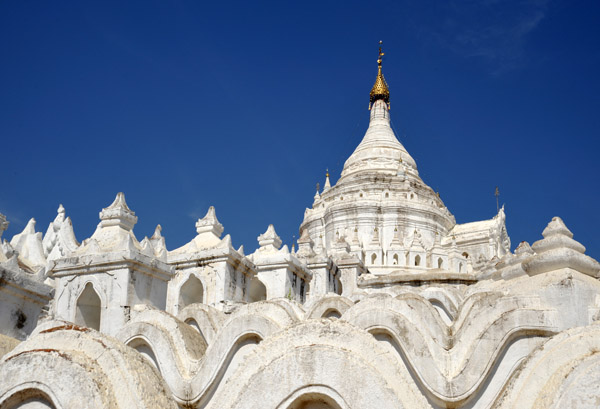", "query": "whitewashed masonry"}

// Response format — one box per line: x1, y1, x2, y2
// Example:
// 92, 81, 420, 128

0, 47, 599, 409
